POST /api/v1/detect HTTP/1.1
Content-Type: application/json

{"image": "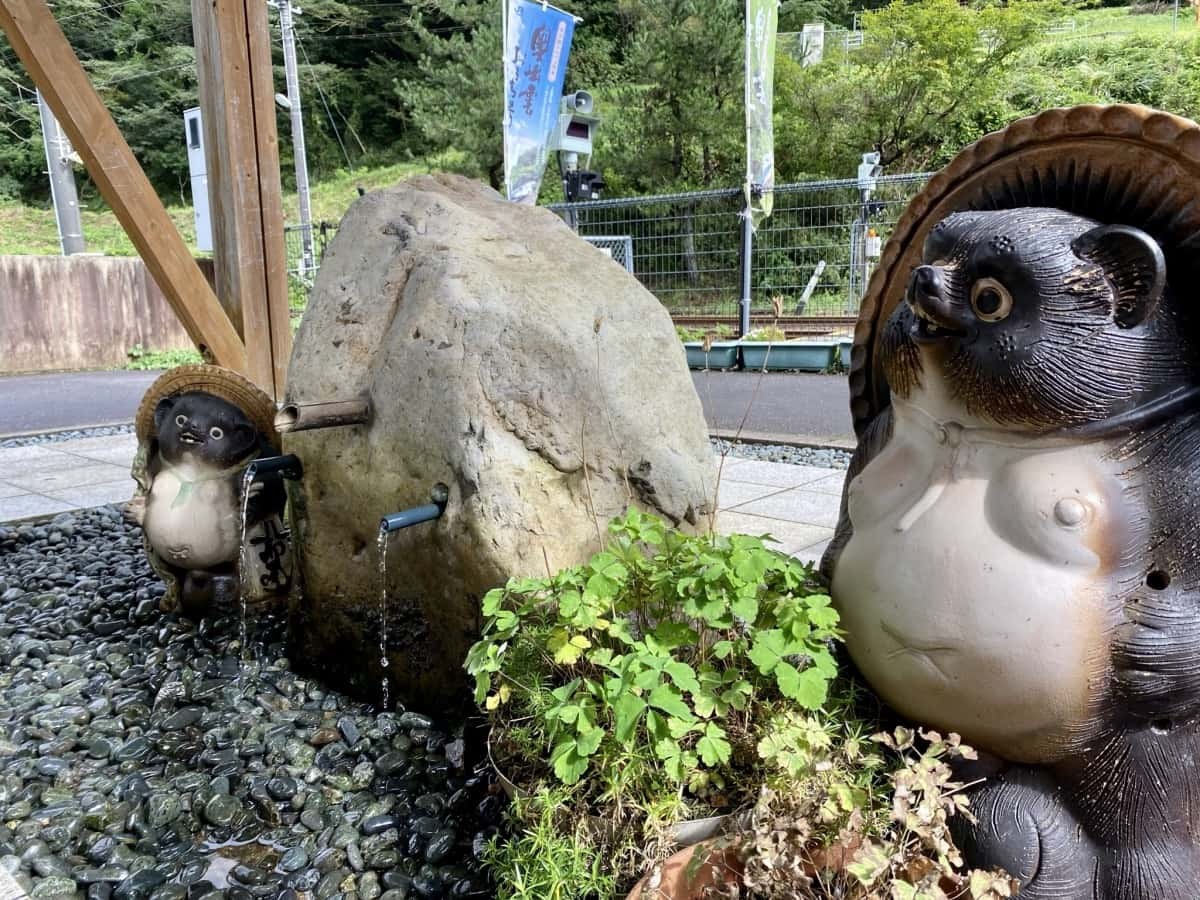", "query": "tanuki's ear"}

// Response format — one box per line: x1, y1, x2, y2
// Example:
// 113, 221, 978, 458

153, 396, 177, 433
1072, 224, 1166, 329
